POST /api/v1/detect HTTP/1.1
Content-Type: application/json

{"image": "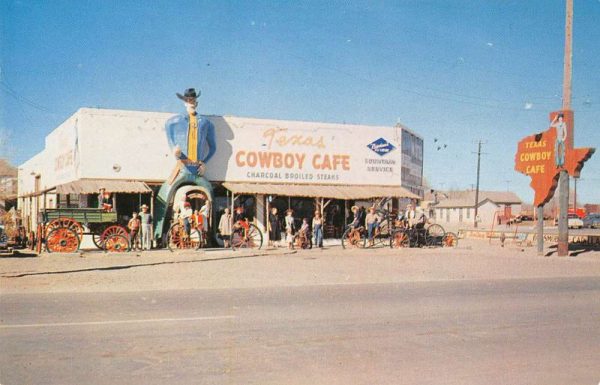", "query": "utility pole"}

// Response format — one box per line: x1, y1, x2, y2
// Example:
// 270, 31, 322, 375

557, 0, 573, 257
473, 140, 483, 228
